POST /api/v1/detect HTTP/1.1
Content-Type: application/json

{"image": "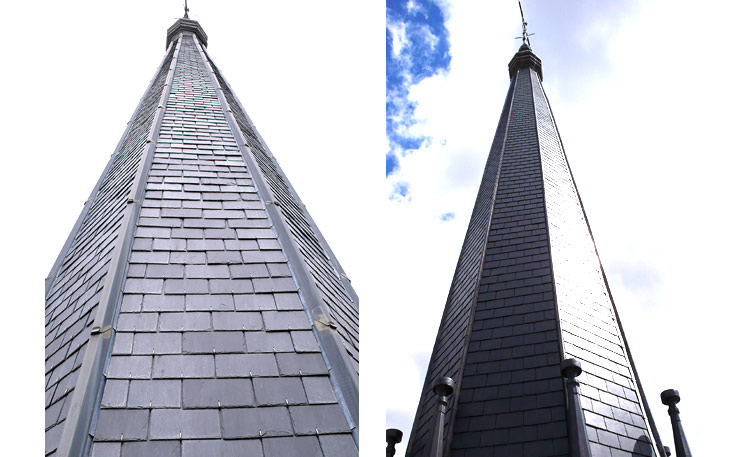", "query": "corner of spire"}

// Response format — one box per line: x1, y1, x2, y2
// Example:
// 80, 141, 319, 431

166, 2, 208, 50
509, 2, 542, 80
